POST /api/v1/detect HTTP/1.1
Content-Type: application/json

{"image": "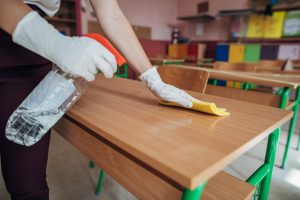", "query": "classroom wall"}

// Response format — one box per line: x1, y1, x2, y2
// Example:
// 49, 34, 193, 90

177, 0, 249, 41
81, 0, 178, 40
81, 0, 248, 41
